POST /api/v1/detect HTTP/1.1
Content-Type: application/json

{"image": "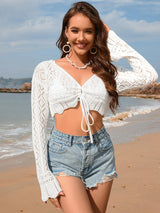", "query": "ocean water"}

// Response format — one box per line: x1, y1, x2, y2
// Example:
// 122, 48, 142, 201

0, 93, 160, 159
